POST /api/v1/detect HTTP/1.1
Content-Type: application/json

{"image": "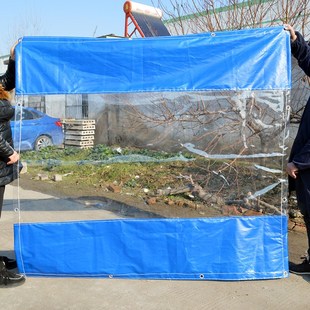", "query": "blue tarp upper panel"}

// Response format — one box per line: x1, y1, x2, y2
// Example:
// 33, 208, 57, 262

15, 26, 291, 95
